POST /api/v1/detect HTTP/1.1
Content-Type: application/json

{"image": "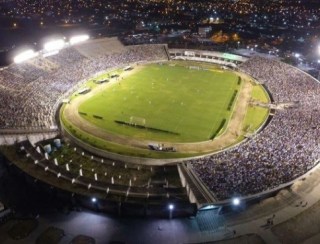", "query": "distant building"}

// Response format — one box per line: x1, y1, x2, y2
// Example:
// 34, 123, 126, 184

198, 26, 212, 37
